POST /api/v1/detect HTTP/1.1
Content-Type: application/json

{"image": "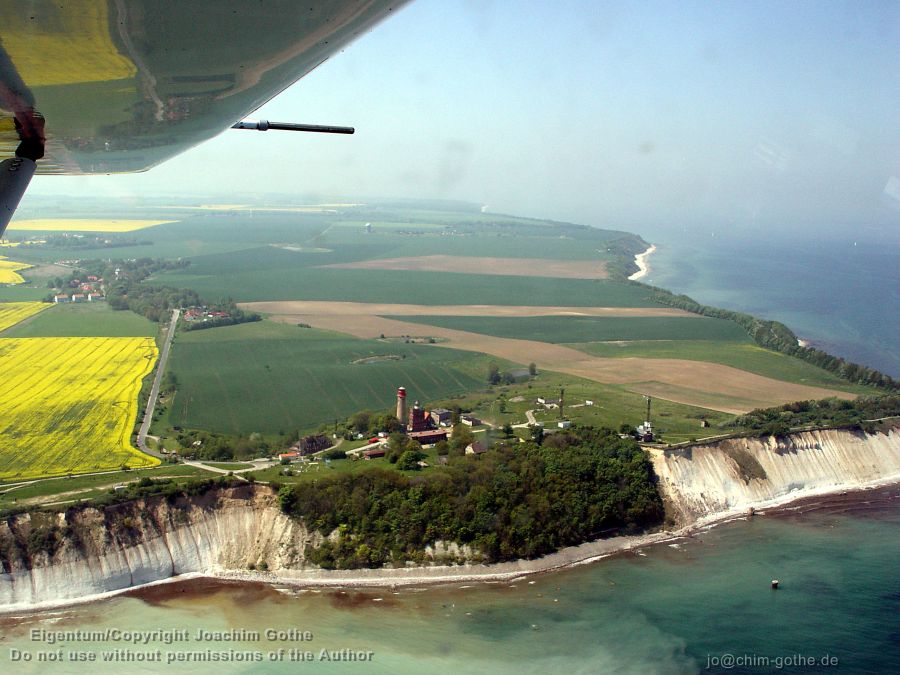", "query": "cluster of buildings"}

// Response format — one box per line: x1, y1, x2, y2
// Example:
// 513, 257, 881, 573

278, 434, 332, 463
54, 292, 104, 303
183, 306, 231, 323
54, 274, 104, 303
395, 386, 451, 446
358, 387, 485, 460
